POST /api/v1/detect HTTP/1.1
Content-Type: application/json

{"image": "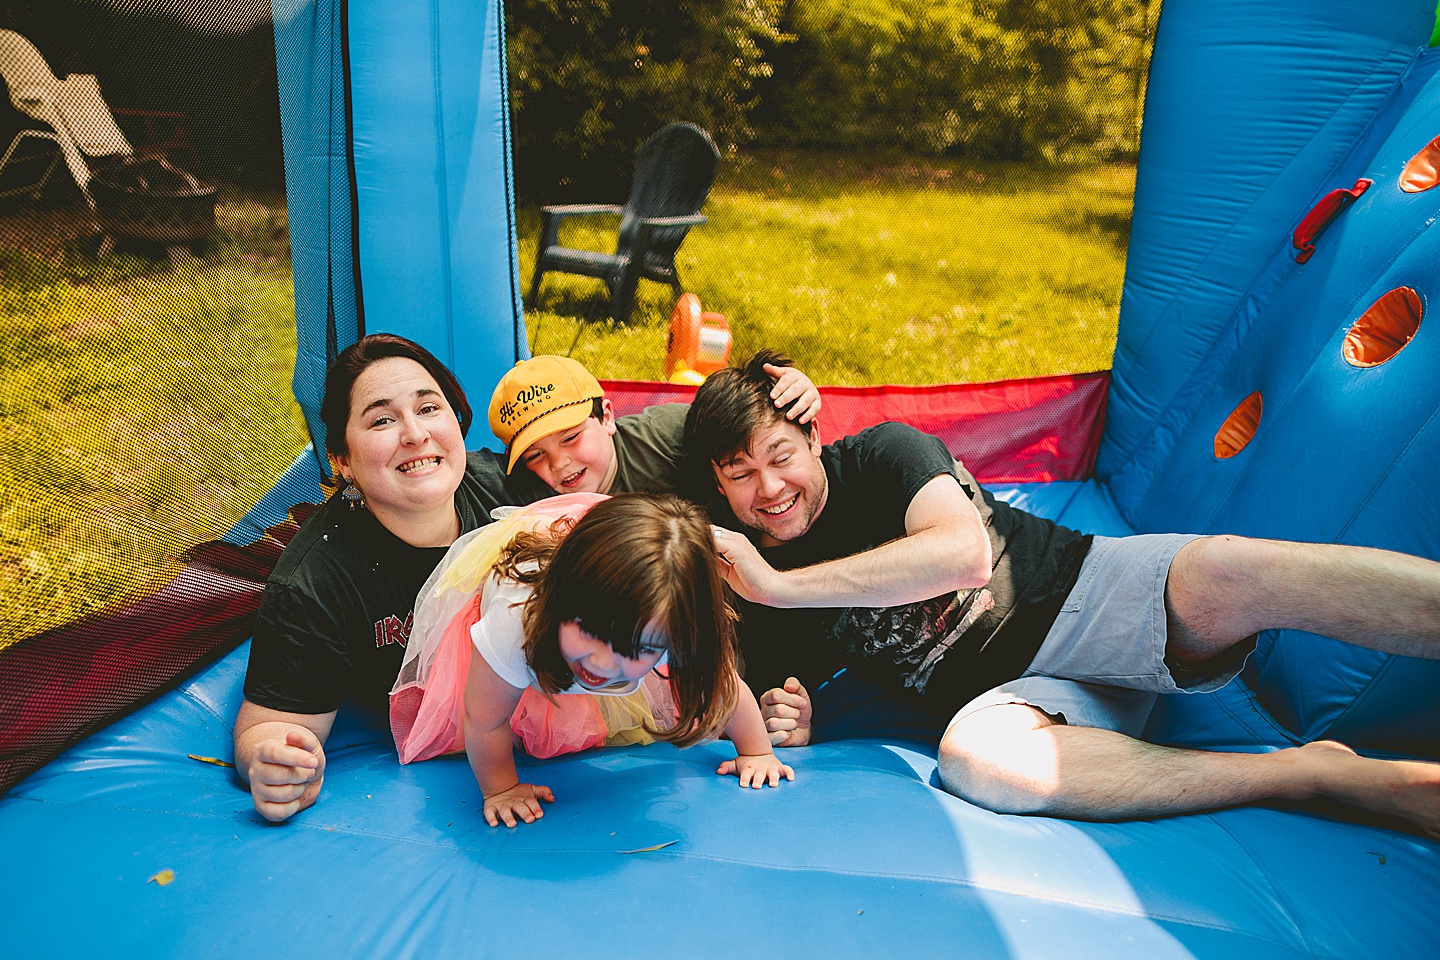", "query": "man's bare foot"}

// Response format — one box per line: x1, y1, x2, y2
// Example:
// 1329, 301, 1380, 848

1298, 740, 1440, 840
